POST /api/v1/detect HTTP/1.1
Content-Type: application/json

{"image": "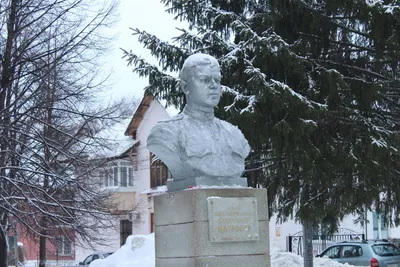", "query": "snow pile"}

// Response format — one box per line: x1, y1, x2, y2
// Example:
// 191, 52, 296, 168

271, 250, 354, 267
89, 234, 155, 267
315, 256, 355, 267
90, 232, 355, 267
